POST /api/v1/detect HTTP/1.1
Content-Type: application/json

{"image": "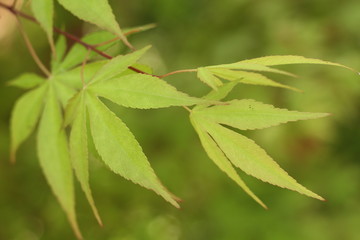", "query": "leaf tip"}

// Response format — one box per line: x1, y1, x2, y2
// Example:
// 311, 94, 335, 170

96, 215, 104, 227
313, 194, 326, 202
256, 199, 268, 210
290, 87, 304, 93
68, 216, 83, 240
318, 112, 331, 118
